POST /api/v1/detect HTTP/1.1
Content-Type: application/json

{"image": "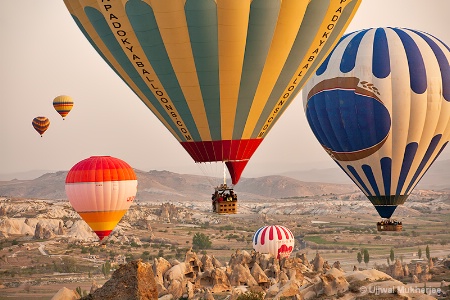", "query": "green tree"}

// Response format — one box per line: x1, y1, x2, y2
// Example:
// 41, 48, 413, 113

192, 232, 212, 250
157, 249, 164, 258
76, 286, 88, 297
357, 252, 362, 264
363, 249, 370, 267
425, 245, 430, 260
390, 248, 395, 263
102, 260, 111, 278
418, 248, 422, 259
